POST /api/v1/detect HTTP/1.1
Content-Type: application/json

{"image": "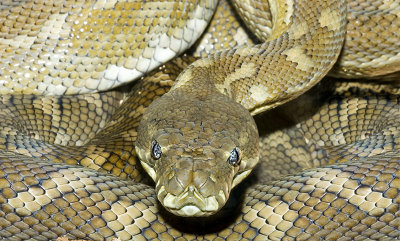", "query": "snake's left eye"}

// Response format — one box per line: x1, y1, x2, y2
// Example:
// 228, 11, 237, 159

228, 147, 241, 166
151, 140, 162, 159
